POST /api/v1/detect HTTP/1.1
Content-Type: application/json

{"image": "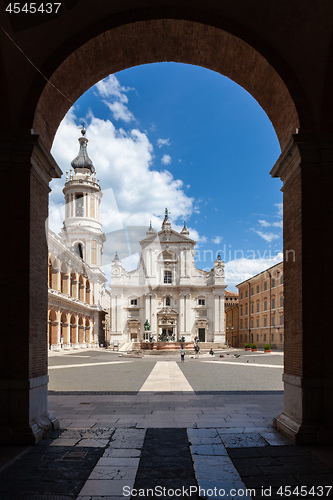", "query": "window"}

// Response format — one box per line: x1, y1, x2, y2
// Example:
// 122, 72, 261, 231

251, 288, 254, 296
240, 320, 243, 329
272, 334, 274, 341
164, 270, 172, 283
272, 316, 275, 326
264, 282, 267, 291
74, 242, 84, 259
280, 315, 283, 325
257, 302, 259, 312
280, 296, 283, 308
130, 299, 138, 306
264, 317, 267, 327
272, 298, 275, 309
264, 334, 266, 341
280, 275, 283, 284
256, 334, 259, 341
245, 319, 248, 329
256, 285, 259, 294
240, 307, 243, 316
198, 299, 205, 306
240, 292, 243, 299
245, 306, 248, 315
272, 278, 275, 288
251, 319, 253, 328
245, 290, 248, 298
166, 296, 171, 306
240, 334, 242, 341
280, 334, 283, 342
251, 304, 254, 314
75, 193, 84, 217
264, 300, 267, 311
256, 319, 259, 327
